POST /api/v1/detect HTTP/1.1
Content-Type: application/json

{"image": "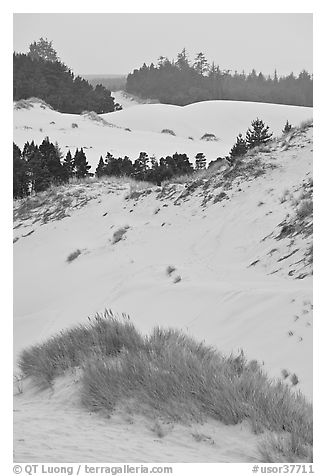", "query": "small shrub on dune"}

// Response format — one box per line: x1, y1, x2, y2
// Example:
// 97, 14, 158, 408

125, 180, 153, 200
281, 369, 290, 379
161, 129, 176, 136
66, 249, 81, 262
112, 226, 129, 244
166, 265, 176, 276
14, 97, 53, 110
200, 133, 218, 141
298, 119, 313, 132
290, 374, 299, 386
296, 199, 313, 220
